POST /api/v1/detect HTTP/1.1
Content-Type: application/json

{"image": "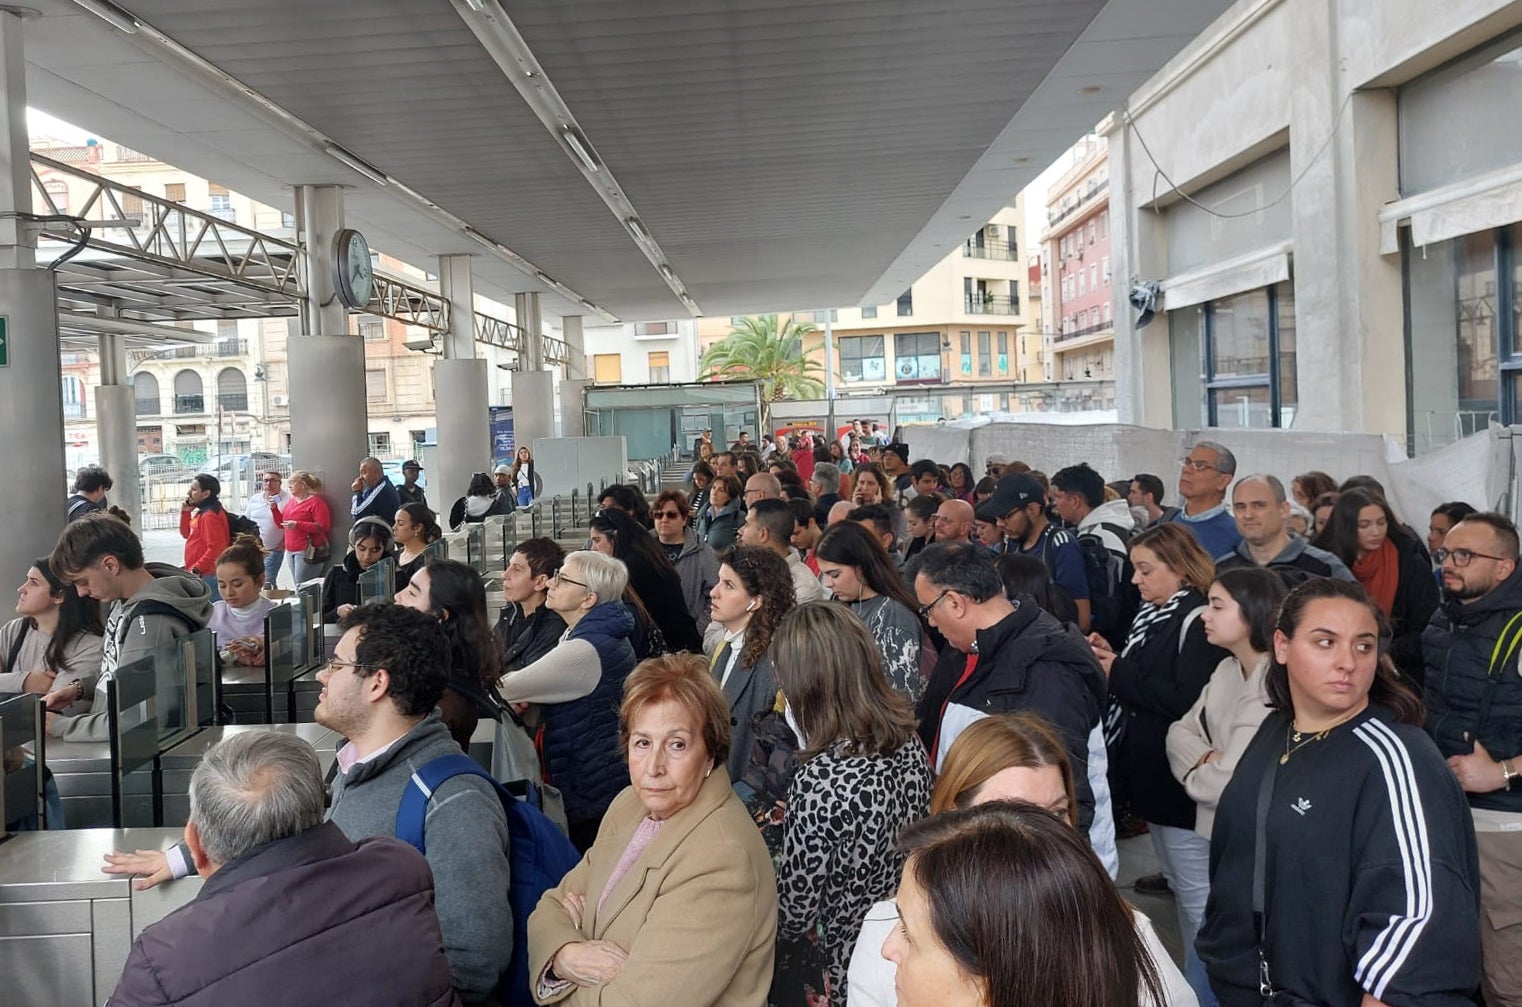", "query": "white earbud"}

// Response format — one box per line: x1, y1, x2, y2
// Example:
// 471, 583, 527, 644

745, 599, 757, 612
